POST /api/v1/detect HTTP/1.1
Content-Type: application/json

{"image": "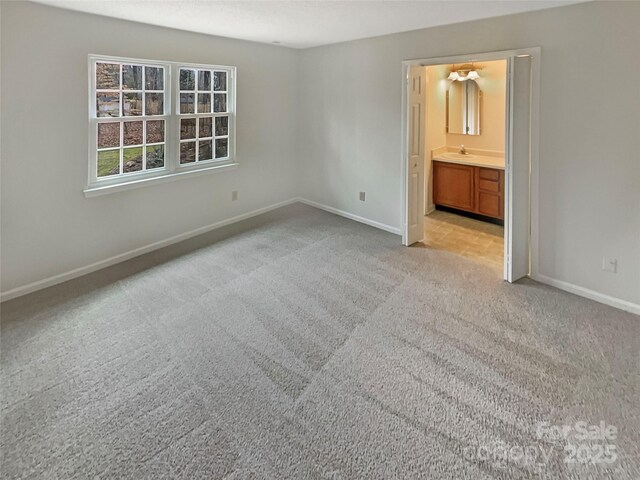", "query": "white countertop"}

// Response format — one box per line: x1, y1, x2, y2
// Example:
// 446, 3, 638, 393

433, 152, 505, 170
